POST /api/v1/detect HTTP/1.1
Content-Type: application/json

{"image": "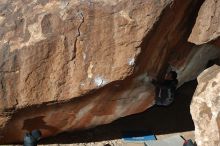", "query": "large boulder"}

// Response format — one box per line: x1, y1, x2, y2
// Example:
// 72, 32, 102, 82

188, 0, 220, 45
191, 65, 220, 146
0, 0, 206, 143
